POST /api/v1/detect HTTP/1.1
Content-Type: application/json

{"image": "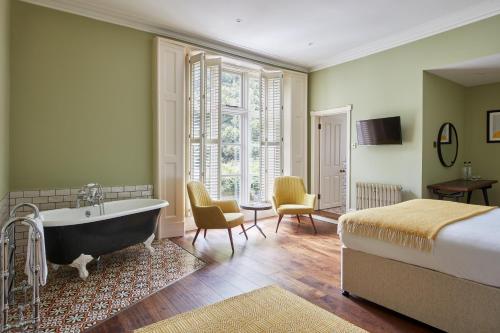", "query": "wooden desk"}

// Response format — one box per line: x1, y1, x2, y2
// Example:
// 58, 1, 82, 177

427, 179, 498, 205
